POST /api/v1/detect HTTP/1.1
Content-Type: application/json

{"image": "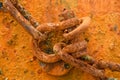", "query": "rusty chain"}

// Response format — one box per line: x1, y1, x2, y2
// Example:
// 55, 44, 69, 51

3, 0, 120, 80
